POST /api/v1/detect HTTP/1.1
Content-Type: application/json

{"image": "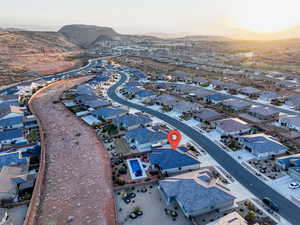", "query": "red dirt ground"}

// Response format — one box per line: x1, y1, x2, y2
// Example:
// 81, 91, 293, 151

30, 77, 116, 225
